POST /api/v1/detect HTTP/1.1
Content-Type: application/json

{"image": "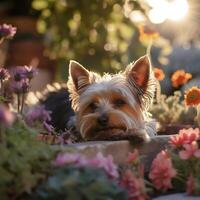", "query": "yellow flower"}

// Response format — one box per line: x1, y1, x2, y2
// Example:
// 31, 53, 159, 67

139, 25, 159, 42
171, 70, 192, 88
185, 87, 200, 106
